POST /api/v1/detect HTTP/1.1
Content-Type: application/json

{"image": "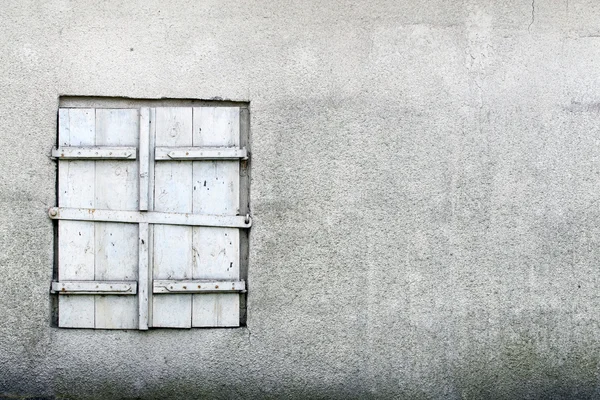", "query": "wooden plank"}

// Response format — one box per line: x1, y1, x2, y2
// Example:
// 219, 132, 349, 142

147, 108, 156, 327
52, 146, 136, 160
138, 222, 149, 330
48, 207, 251, 228
153, 280, 245, 293
52, 281, 137, 294
139, 108, 150, 210
155, 146, 246, 160
57, 108, 96, 328
94, 109, 139, 329
152, 107, 193, 328
191, 162, 240, 217
192, 107, 241, 327
193, 107, 240, 147
148, 108, 156, 212
239, 107, 250, 325
191, 228, 240, 327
